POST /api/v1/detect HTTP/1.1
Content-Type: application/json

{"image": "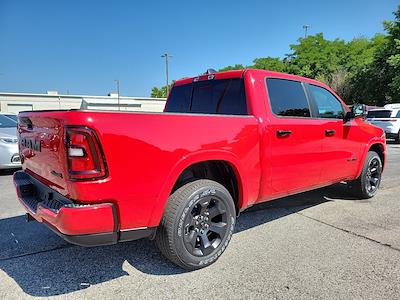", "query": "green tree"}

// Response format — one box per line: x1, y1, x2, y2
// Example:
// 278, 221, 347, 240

286, 33, 387, 103
381, 6, 400, 102
347, 35, 387, 105
351, 6, 400, 105
251, 57, 288, 72
151, 86, 167, 98
286, 33, 348, 79
151, 82, 174, 98
218, 64, 245, 72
